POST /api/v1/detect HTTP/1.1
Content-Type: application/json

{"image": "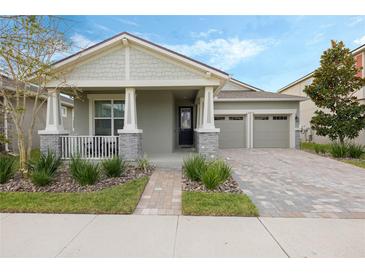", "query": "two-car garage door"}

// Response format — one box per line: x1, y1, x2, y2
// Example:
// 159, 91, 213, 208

215, 114, 290, 148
